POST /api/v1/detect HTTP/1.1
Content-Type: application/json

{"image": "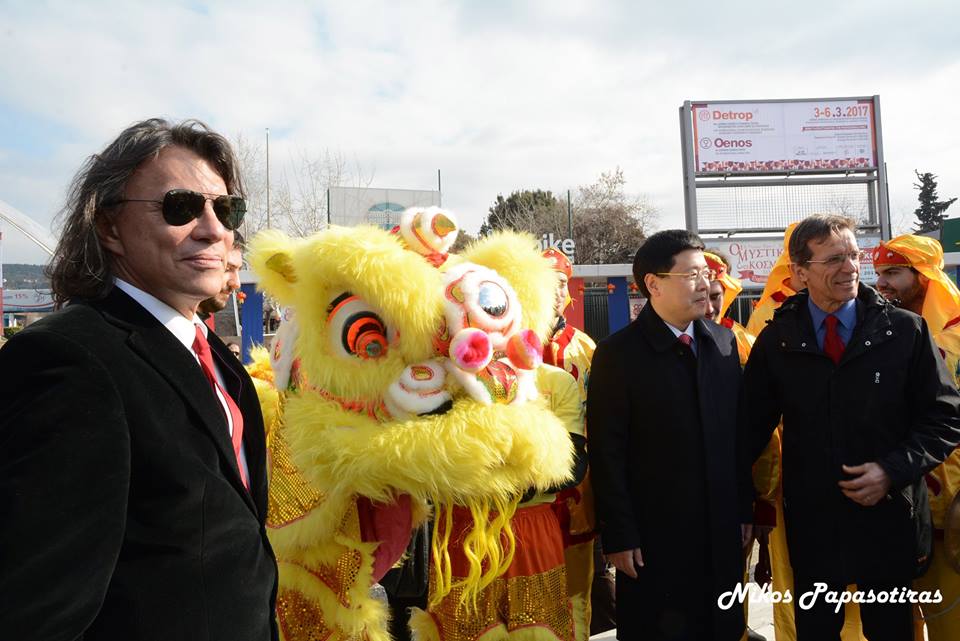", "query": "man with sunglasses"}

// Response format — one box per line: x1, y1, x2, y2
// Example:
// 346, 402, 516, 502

741, 214, 960, 641
588, 230, 751, 641
0, 119, 278, 640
